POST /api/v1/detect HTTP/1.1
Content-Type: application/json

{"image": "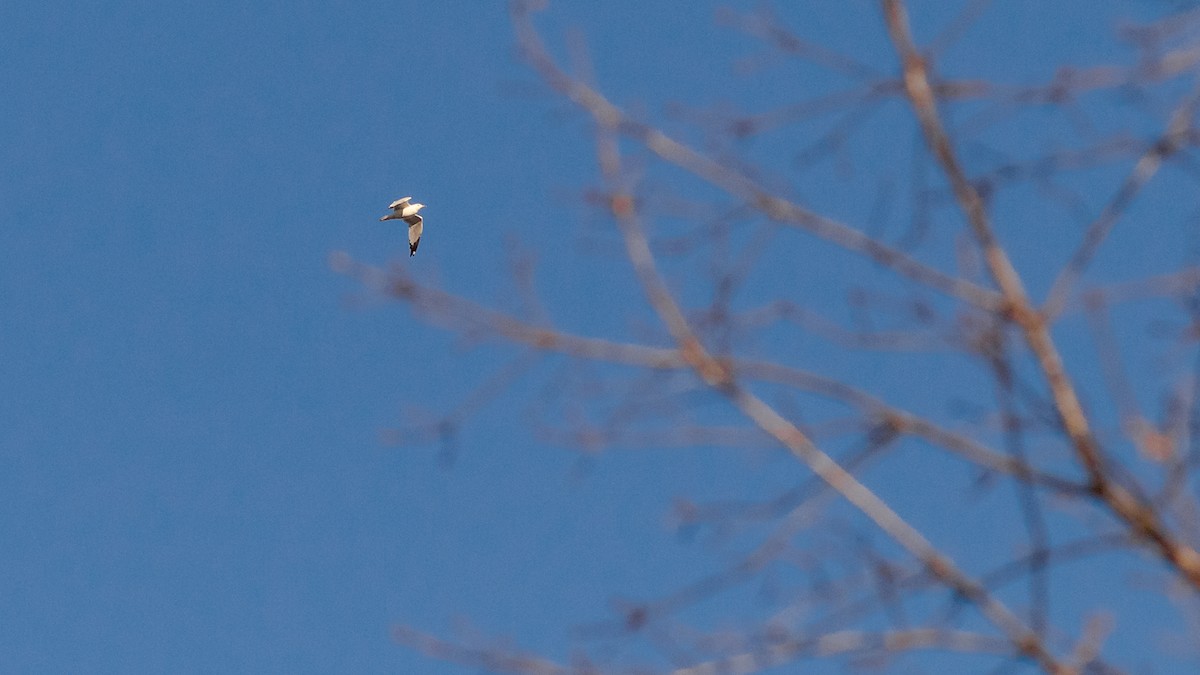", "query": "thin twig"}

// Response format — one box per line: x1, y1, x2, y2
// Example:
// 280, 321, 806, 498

881, 0, 1200, 592
586, 52, 1065, 671
1043, 86, 1200, 319
511, 5, 1004, 312
336, 251, 1083, 494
